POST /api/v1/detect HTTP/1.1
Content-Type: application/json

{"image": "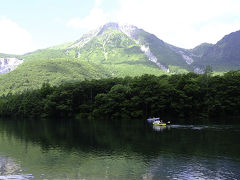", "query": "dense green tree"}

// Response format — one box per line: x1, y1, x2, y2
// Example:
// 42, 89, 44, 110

0, 71, 239, 123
